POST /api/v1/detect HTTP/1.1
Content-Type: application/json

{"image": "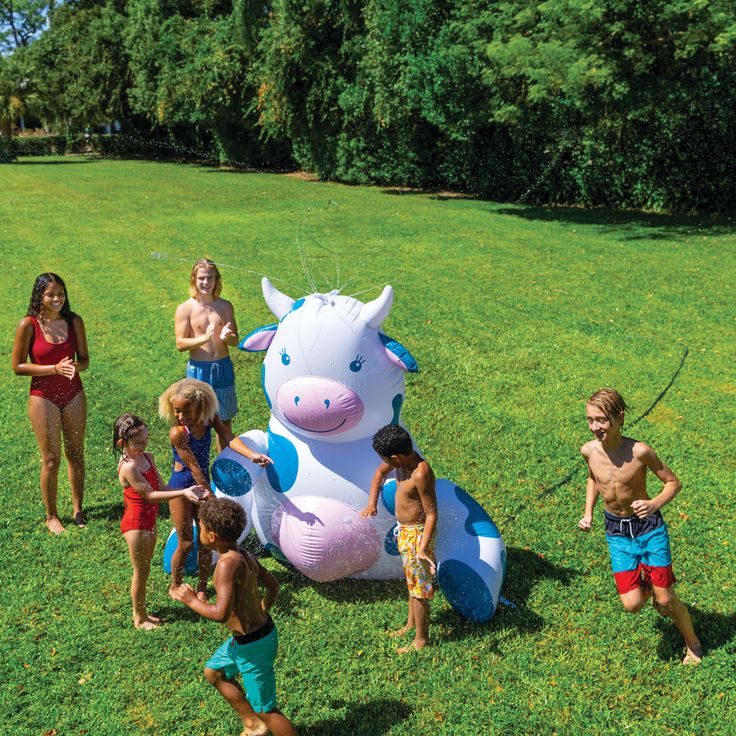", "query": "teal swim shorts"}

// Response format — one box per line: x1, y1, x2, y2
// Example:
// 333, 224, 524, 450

205, 620, 278, 713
